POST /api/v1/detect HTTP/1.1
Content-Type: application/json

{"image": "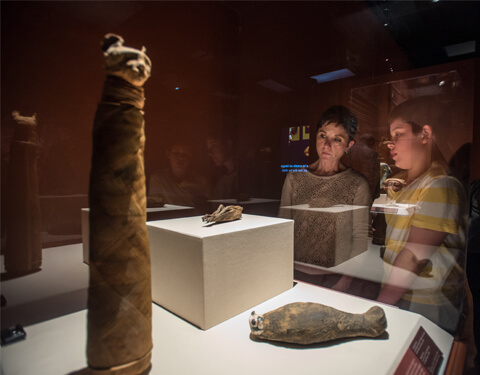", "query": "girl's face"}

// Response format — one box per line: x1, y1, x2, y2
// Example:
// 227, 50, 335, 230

316, 122, 352, 165
168, 144, 191, 175
388, 119, 424, 170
